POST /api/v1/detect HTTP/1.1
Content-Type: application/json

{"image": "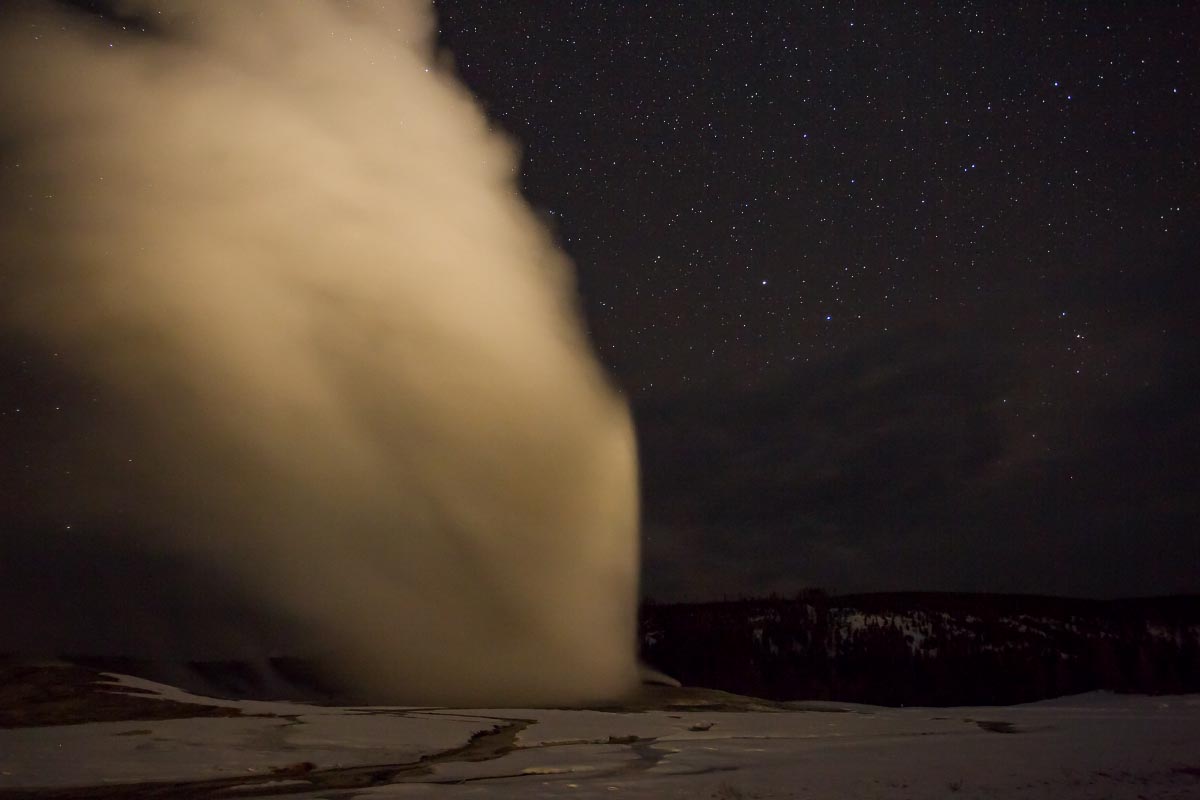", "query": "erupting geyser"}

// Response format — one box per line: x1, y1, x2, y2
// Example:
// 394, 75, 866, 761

0, 1, 639, 705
